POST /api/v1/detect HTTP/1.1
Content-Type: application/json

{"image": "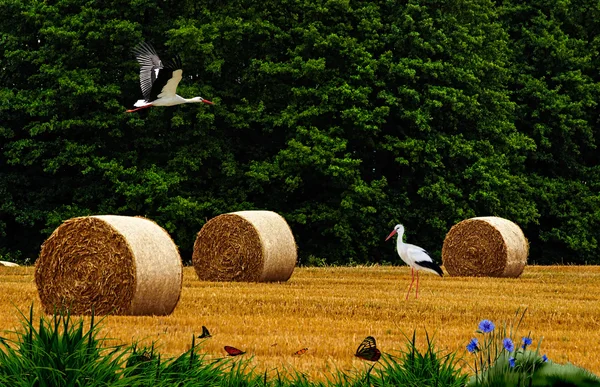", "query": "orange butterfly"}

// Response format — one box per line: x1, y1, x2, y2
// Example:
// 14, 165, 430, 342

224, 346, 246, 356
354, 336, 381, 362
293, 347, 308, 356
